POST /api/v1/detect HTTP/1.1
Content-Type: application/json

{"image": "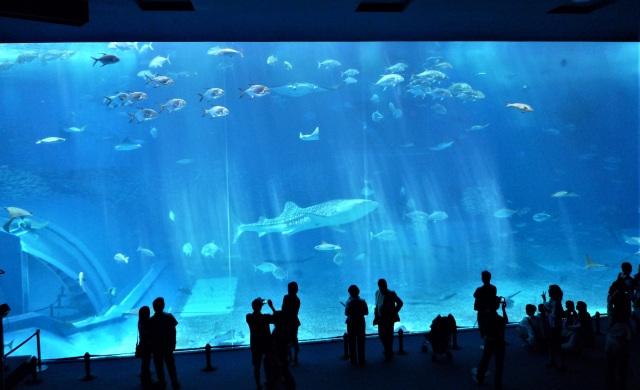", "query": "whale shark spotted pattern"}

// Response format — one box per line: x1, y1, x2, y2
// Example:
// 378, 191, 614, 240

233, 199, 378, 243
